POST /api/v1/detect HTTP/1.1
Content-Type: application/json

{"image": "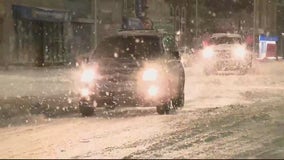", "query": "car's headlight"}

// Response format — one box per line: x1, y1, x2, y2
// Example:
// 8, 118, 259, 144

80, 88, 90, 97
202, 47, 215, 59
142, 68, 158, 81
233, 46, 246, 59
148, 85, 159, 96
81, 68, 97, 83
